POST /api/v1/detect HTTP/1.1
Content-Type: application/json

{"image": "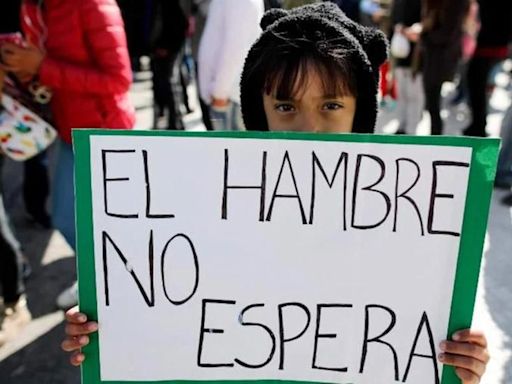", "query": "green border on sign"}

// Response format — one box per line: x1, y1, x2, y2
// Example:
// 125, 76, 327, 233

73, 130, 499, 384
